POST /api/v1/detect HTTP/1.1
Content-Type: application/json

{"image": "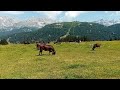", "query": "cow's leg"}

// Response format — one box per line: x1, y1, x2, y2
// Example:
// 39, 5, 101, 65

92, 46, 95, 50
92, 47, 95, 50
49, 50, 51, 55
39, 48, 42, 55
39, 50, 41, 55
49, 49, 52, 55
